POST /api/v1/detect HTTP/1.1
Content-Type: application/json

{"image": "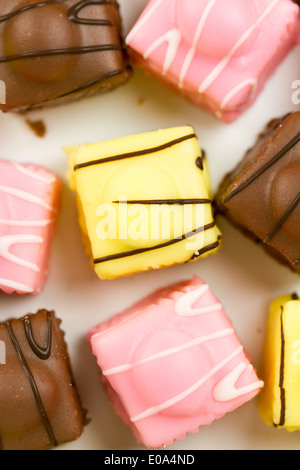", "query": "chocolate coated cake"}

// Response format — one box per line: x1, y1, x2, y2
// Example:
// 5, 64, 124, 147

0, 0, 131, 111
0, 309, 87, 450
215, 112, 300, 273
